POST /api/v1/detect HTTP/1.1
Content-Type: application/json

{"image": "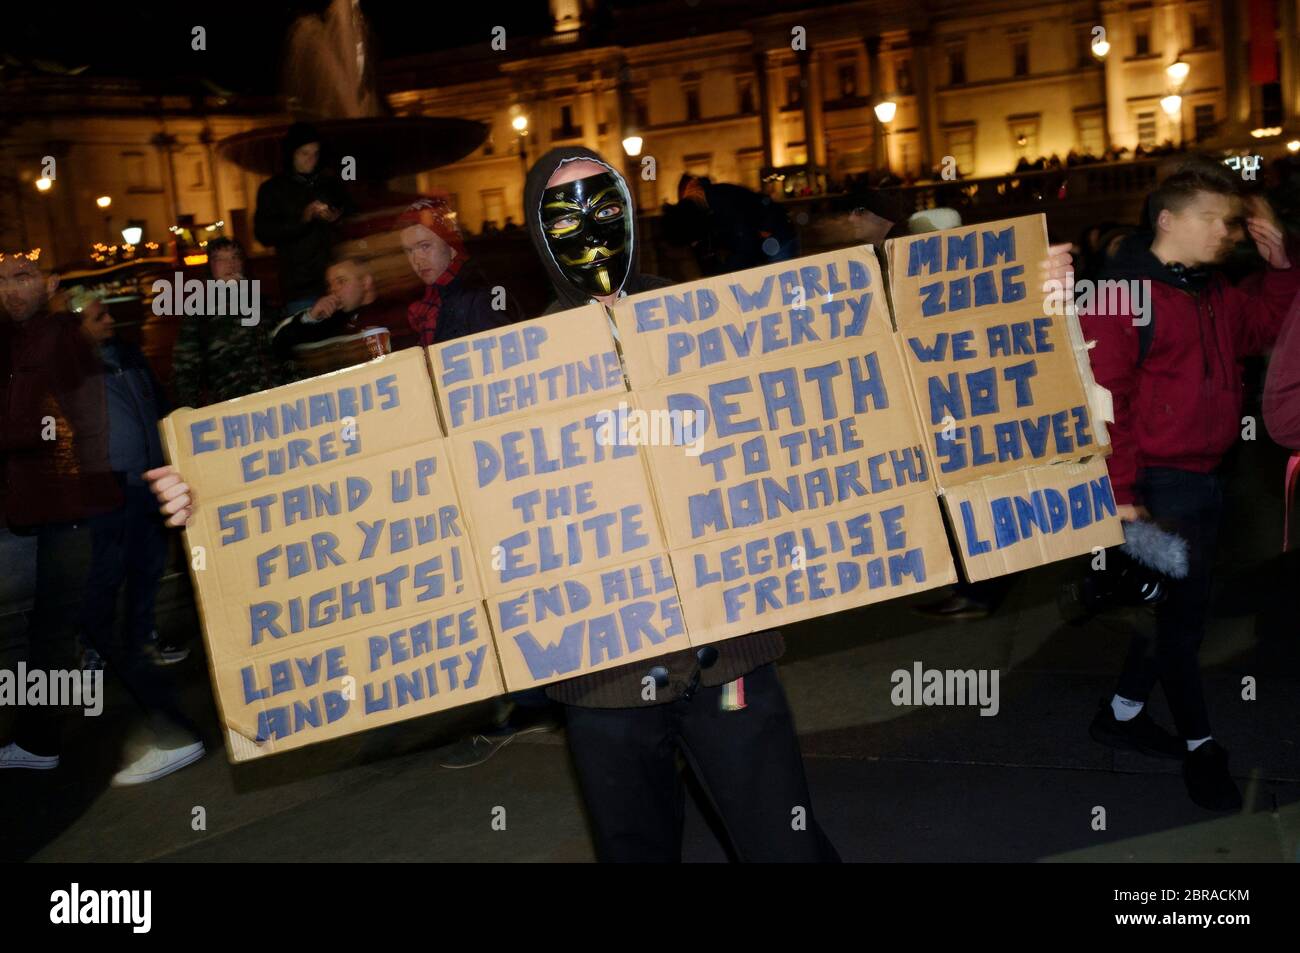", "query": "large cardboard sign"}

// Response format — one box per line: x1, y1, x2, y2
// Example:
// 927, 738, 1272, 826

161, 350, 503, 761
165, 215, 1123, 761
